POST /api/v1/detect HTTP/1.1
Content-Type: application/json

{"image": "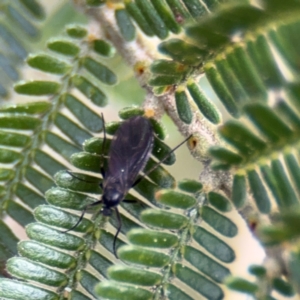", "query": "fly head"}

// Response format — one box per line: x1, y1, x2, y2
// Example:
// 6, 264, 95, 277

102, 186, 124, 208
